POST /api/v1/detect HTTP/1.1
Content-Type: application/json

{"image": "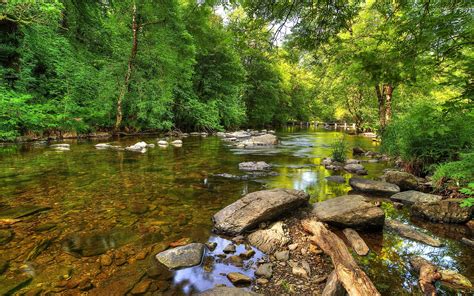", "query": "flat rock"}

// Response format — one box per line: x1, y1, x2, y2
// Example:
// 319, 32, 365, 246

344, 164, 367, 175
349, 178, 400, 195
274, 250, 289, 261
155, 243, 204, 269
382, 170, 418, 190
227, 272, 252, 285
325, 176, 345, 184
411, 200, 473, 223
213, 189, 309, 235
385, 219, 442, 247
390, 190, 442, 205
241, 134, 278, 147
197, 287, 259, 295
312, 195, 385, 229
248, 222, 290, 253
255, 263, 273, 279
238, 161, 271, 171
